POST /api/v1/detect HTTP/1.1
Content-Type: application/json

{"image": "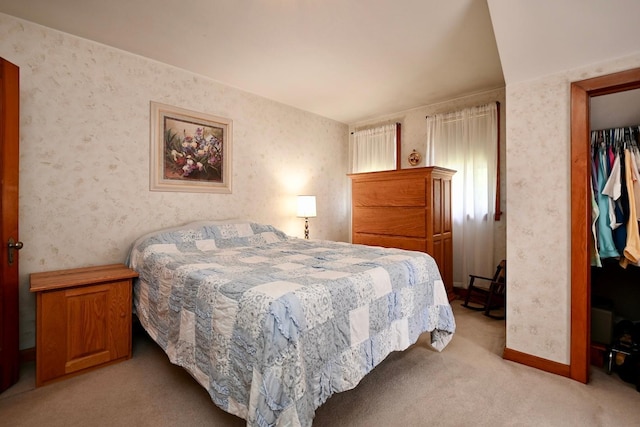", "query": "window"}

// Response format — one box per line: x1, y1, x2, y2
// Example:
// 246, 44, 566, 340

426, 102, 499, 286
350, 123, 399, 173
